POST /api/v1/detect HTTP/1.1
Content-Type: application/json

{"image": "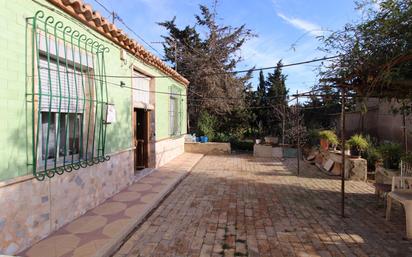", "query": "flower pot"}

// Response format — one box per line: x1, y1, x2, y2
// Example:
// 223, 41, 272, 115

320, 138, 329, 151
255, 139, 262, 144
350, 148, 361, 158
200, 136, 208, 143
